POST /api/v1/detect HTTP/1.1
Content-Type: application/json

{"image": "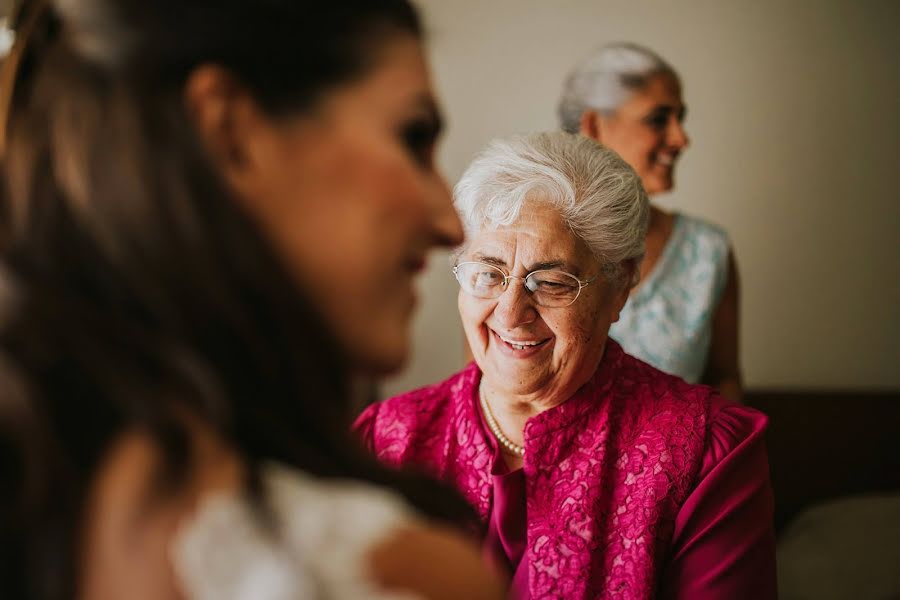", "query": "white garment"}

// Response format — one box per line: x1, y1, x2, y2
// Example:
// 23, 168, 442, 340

172, 463, 424, 600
